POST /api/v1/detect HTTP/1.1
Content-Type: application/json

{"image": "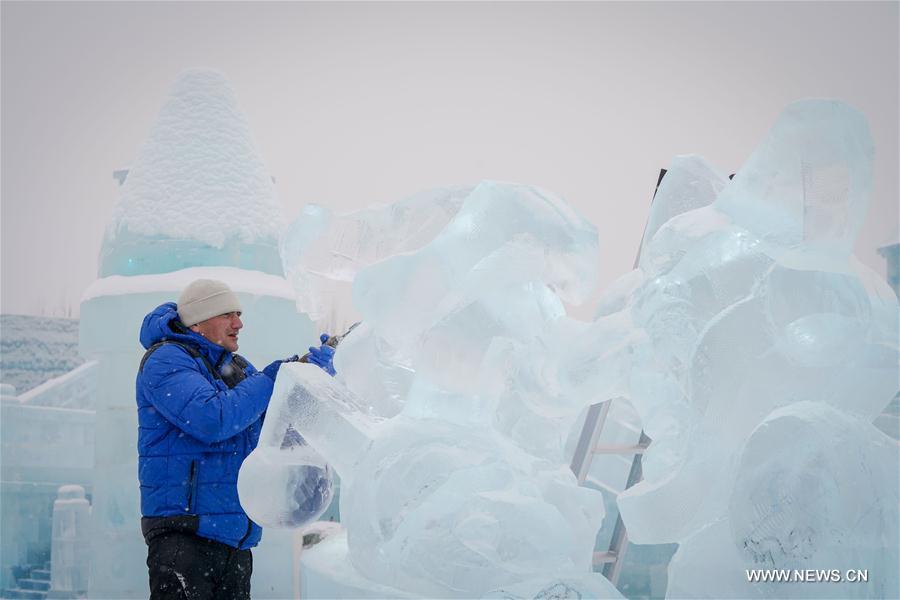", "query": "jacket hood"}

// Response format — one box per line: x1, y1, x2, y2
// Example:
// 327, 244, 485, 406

139, 302, 227, 363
